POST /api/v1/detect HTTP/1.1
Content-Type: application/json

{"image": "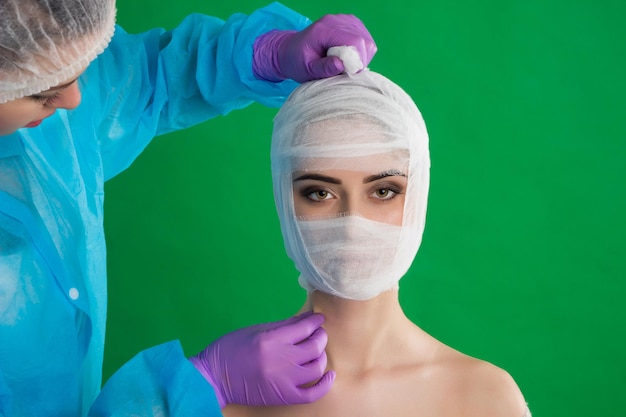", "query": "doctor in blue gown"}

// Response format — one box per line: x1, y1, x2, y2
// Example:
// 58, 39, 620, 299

0, 0, 377, 415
